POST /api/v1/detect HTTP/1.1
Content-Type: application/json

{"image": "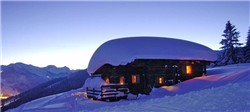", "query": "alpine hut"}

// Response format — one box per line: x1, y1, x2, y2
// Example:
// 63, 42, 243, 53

85, 37, 217, 100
